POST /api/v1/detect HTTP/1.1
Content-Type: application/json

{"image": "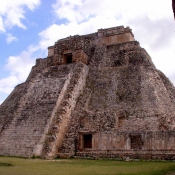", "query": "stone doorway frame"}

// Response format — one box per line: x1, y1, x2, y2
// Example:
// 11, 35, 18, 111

64, 53, 73, 64
78, 133, 93, 150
